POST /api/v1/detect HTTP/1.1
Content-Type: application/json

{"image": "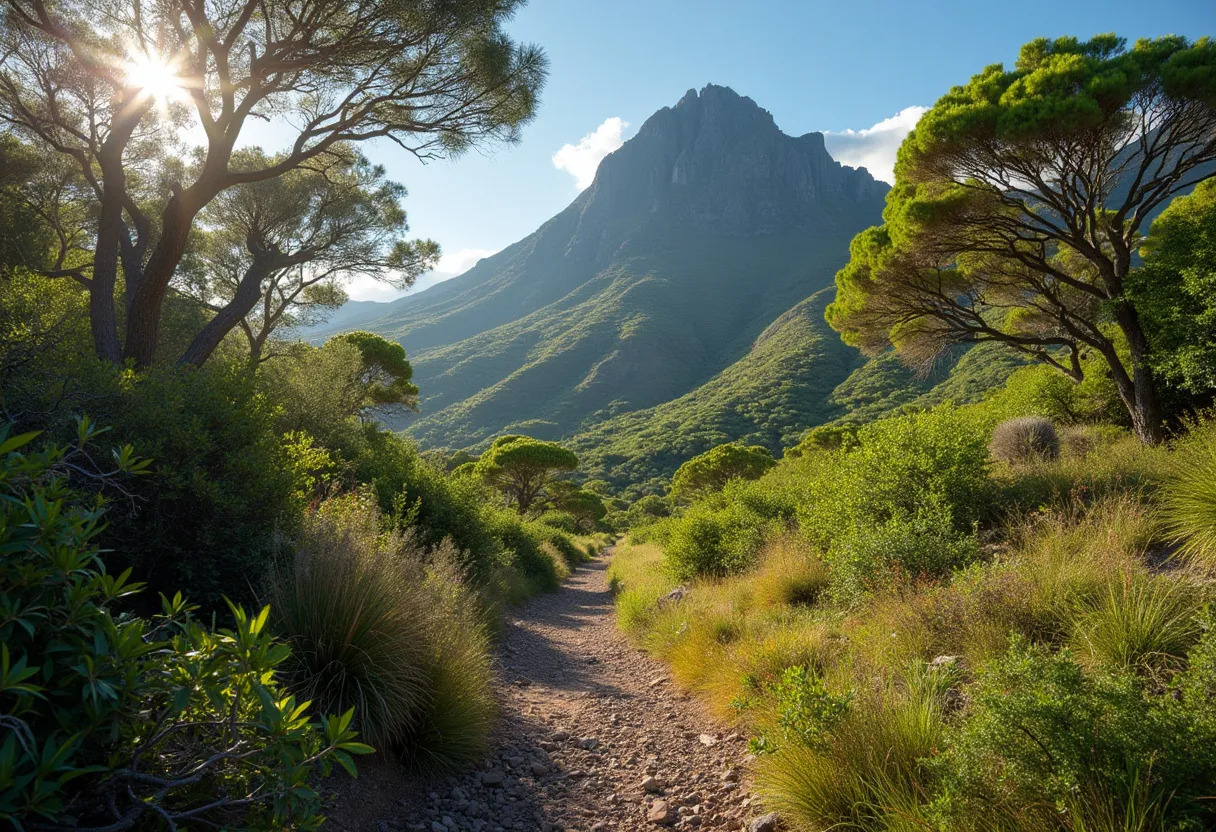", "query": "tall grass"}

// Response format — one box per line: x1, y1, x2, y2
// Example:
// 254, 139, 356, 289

267, 498, 431, 747
402, 556, 497, 774
1160, 419, 1216, 568
267, 495, 497, 769
756, 670, 945, 831
1071, 575, 1205, 673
